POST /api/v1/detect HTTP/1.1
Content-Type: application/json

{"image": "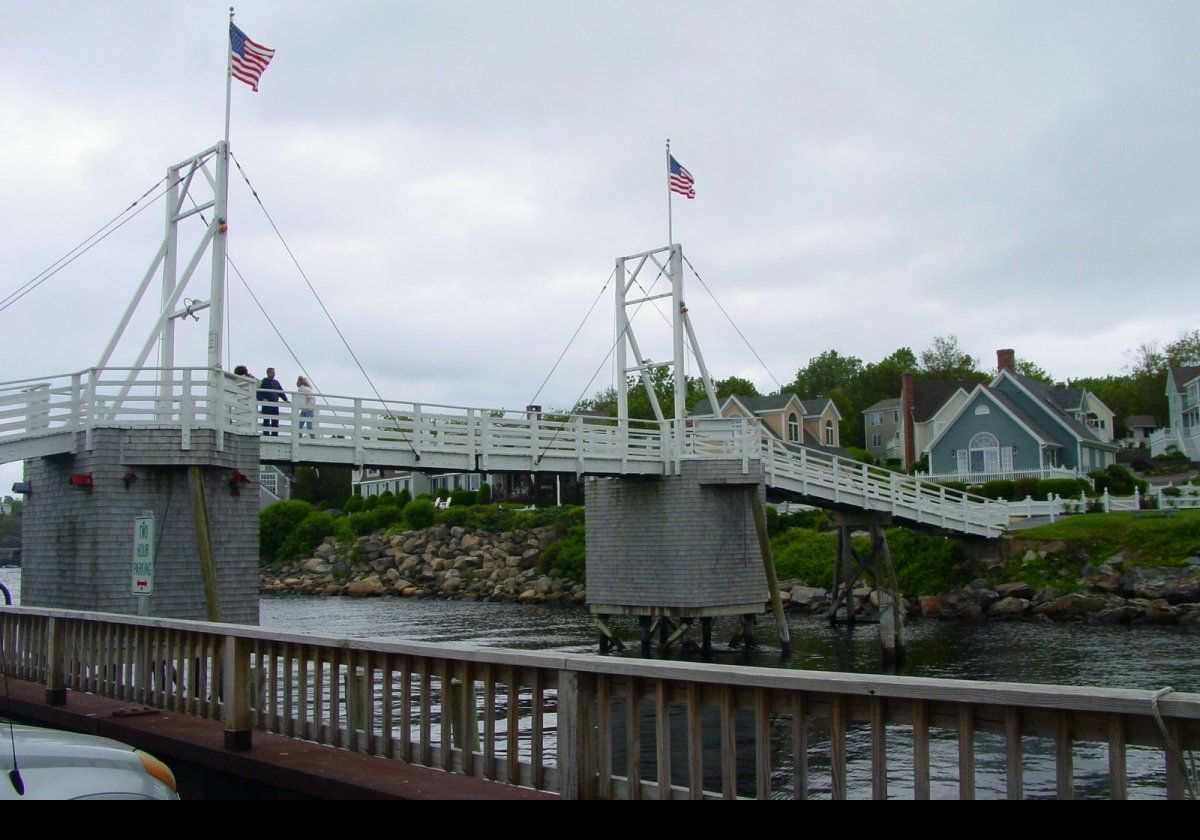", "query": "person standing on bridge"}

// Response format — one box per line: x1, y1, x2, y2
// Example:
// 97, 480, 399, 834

296, 376, 315, 438
257, 367, 288, 436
